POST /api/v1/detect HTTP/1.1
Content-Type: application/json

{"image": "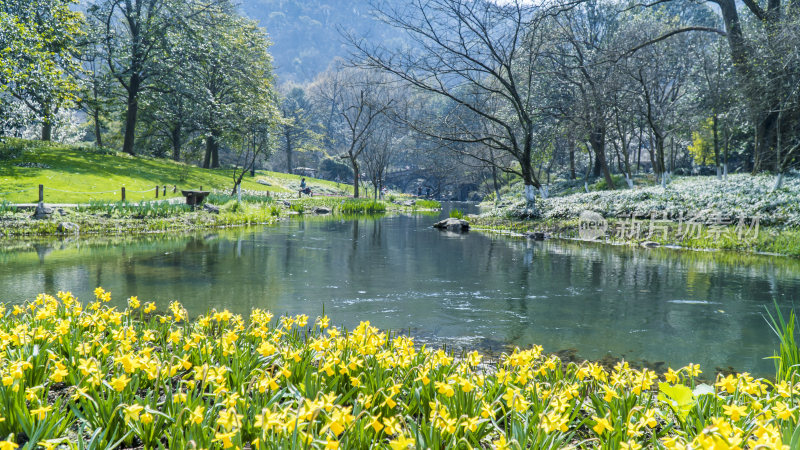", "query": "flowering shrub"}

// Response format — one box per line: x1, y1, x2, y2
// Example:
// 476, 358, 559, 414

484, 174, 800, 227
0, 289, 797, 449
